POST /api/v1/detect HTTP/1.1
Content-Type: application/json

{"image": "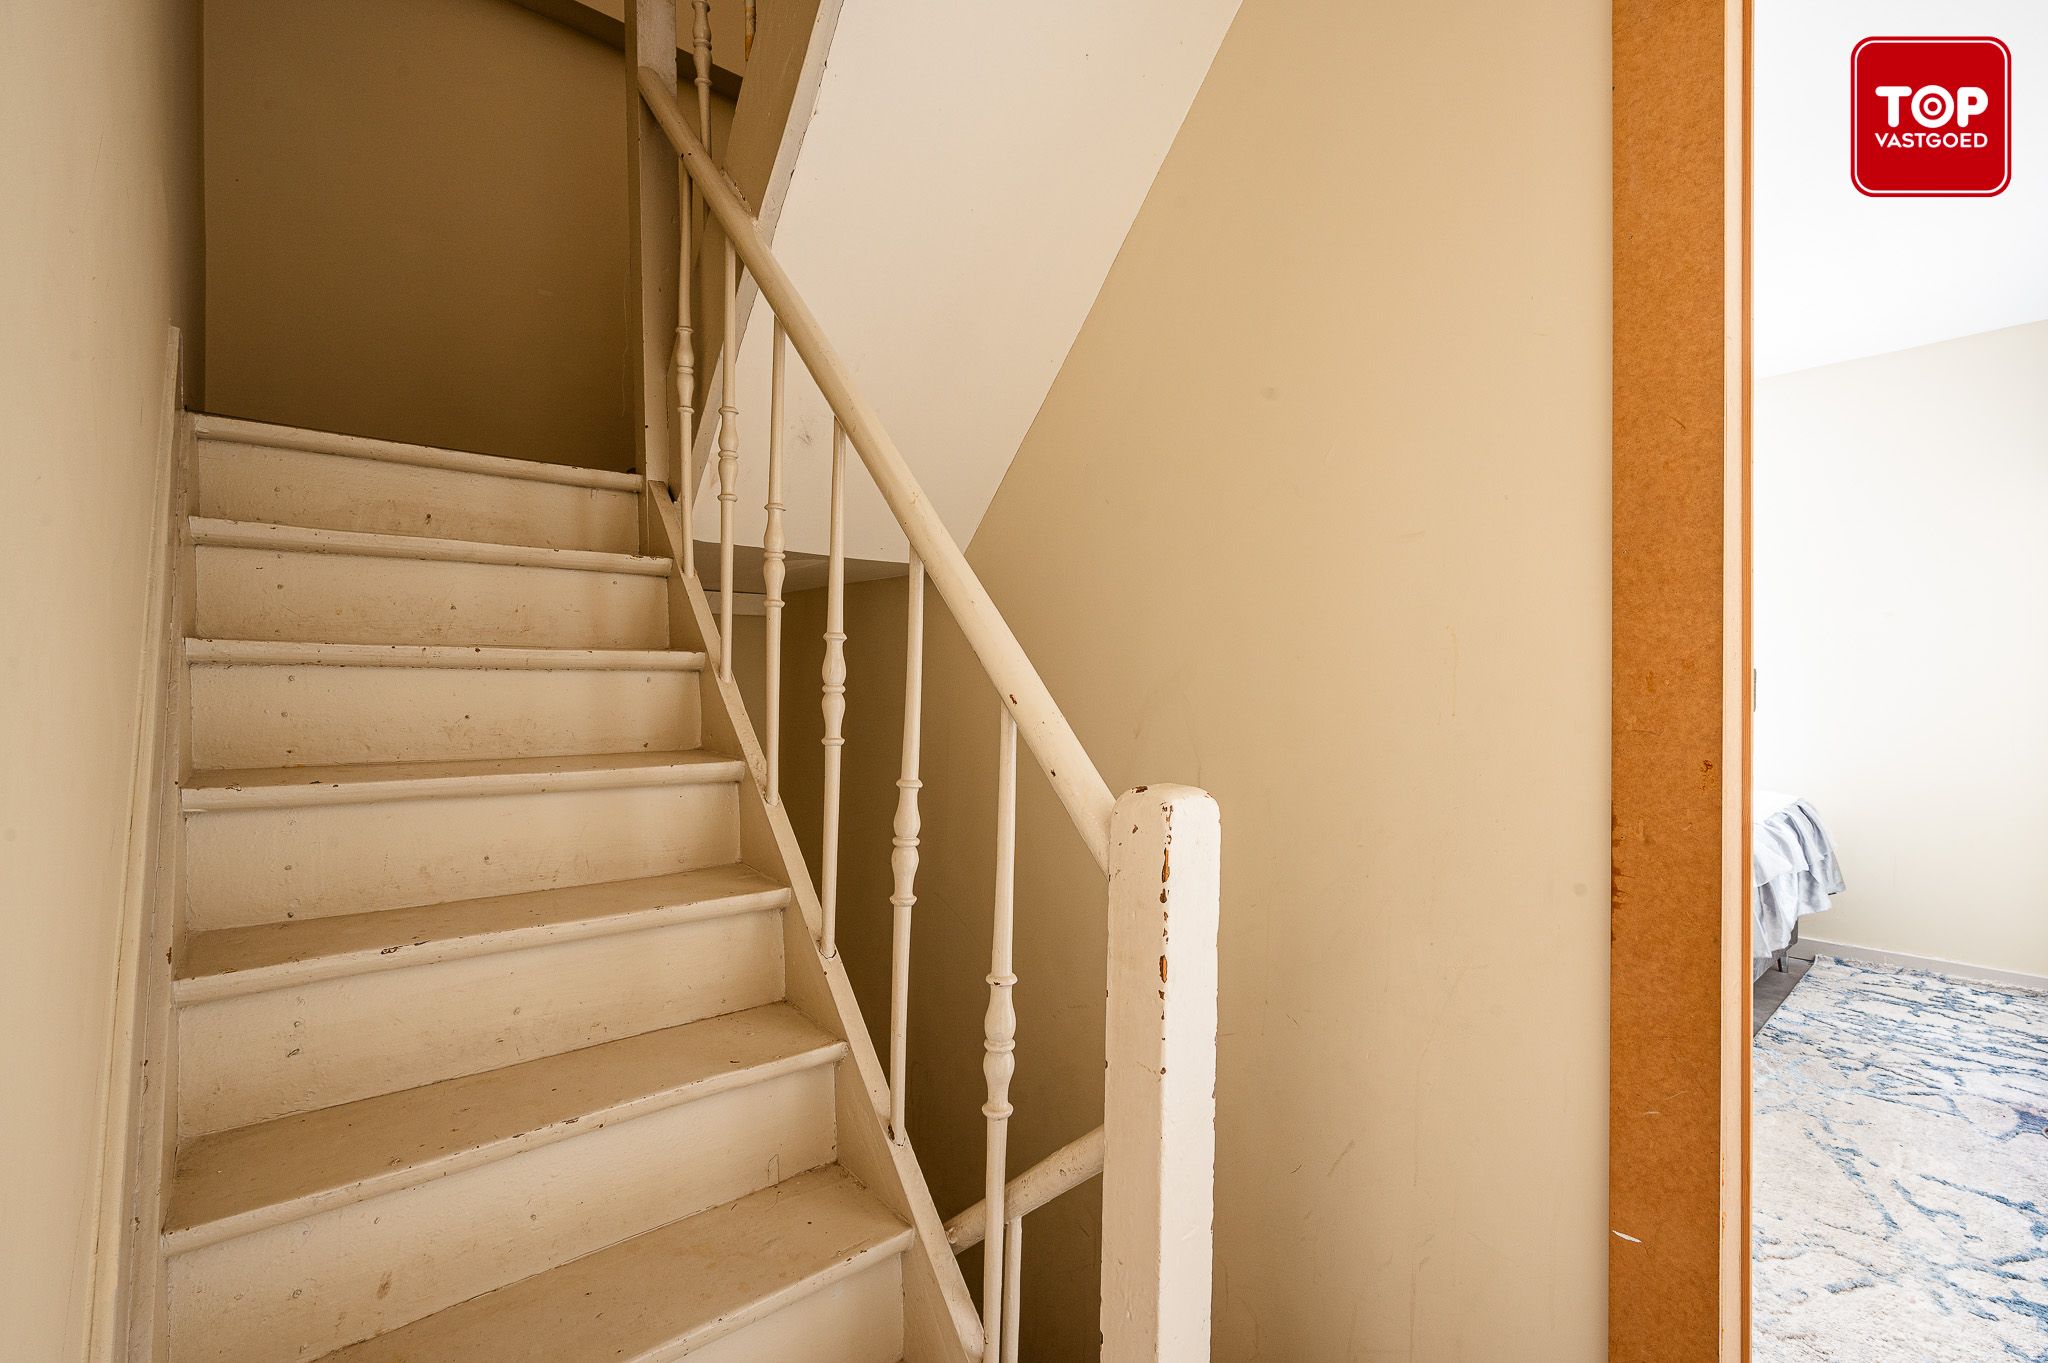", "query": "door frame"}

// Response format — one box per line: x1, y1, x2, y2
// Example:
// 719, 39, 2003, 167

1610, 0, 1752, 1358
